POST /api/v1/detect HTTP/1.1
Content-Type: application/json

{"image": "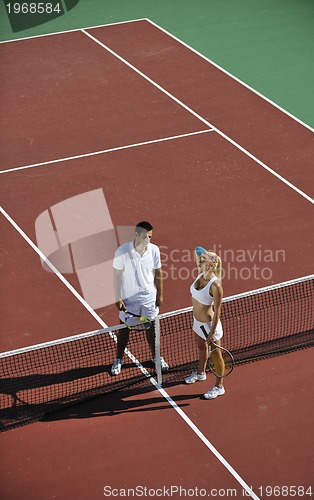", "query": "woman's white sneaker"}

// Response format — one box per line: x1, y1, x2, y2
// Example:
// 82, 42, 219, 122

204, 386, 225, 399
185, 371, 206, 384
